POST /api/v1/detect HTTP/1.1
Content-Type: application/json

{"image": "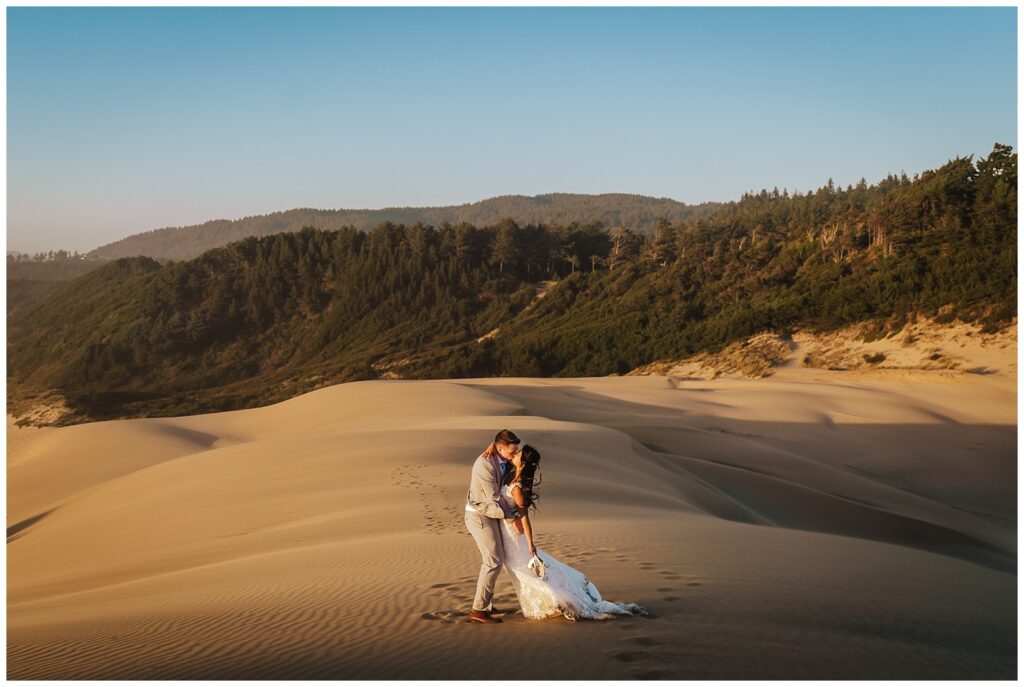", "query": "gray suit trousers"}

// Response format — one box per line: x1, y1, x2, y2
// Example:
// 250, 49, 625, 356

465, 509, 505, 611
